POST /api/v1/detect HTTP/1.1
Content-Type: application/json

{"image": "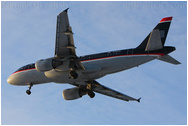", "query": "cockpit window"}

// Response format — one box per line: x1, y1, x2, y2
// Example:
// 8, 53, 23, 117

14, 63, 35, 73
